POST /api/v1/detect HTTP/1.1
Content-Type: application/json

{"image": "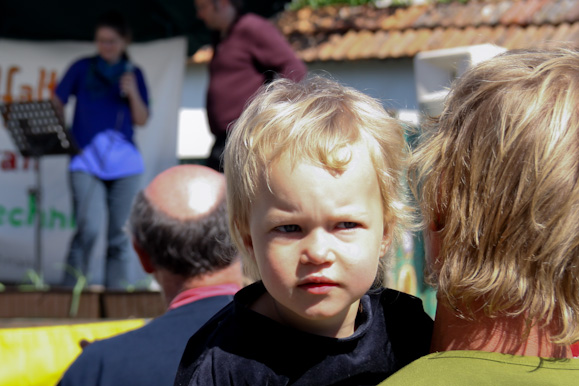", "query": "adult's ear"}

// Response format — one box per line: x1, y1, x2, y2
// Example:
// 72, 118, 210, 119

133, 240, 155, 274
